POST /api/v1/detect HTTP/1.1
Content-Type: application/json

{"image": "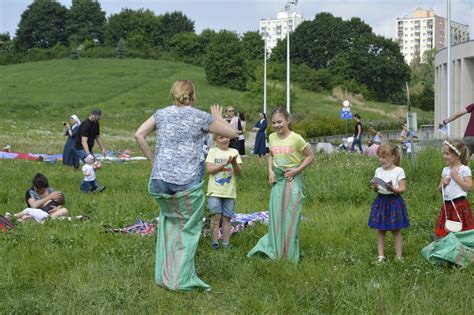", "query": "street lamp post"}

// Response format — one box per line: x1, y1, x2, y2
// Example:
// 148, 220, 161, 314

285, 0, 298, 114
447, 0, 452, 137
263, 32, 267, 115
